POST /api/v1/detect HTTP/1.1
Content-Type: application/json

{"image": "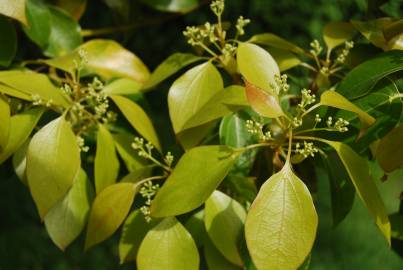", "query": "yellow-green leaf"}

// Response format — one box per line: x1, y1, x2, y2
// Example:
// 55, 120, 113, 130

168, 62, 223, 133
205, 190, 246, 266
268, 47, 301, 71
244, 80, 284, 118
249, 33, 305, 55
0, 70, 70, 107
27, 116, 80, 219
204, 236, 241, 270
245, 161, 318, 270
103, 78, 142, 96
143, 53, 204, 90
44, 39, 150, 83
177, 121, 216, 151
323, 140, 391, 244
111, 95, 161, 151
55, 0, 87, 21
184, 209, 206, 248
0, 107, 43, 164
0, 83, 31, 100
0, 96, 10, 151
85, 182, 136, 250
44, 169, 93, 250
119, 210, 159, 264
237, 42, 280, 93
95, 124, 120, 193
323, 21, 356, 50
151, 146, 238, 217
137, 217, 199, 270
376, 124, 403, 173
12, 139, 30, 185
0, 0, 27, 25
